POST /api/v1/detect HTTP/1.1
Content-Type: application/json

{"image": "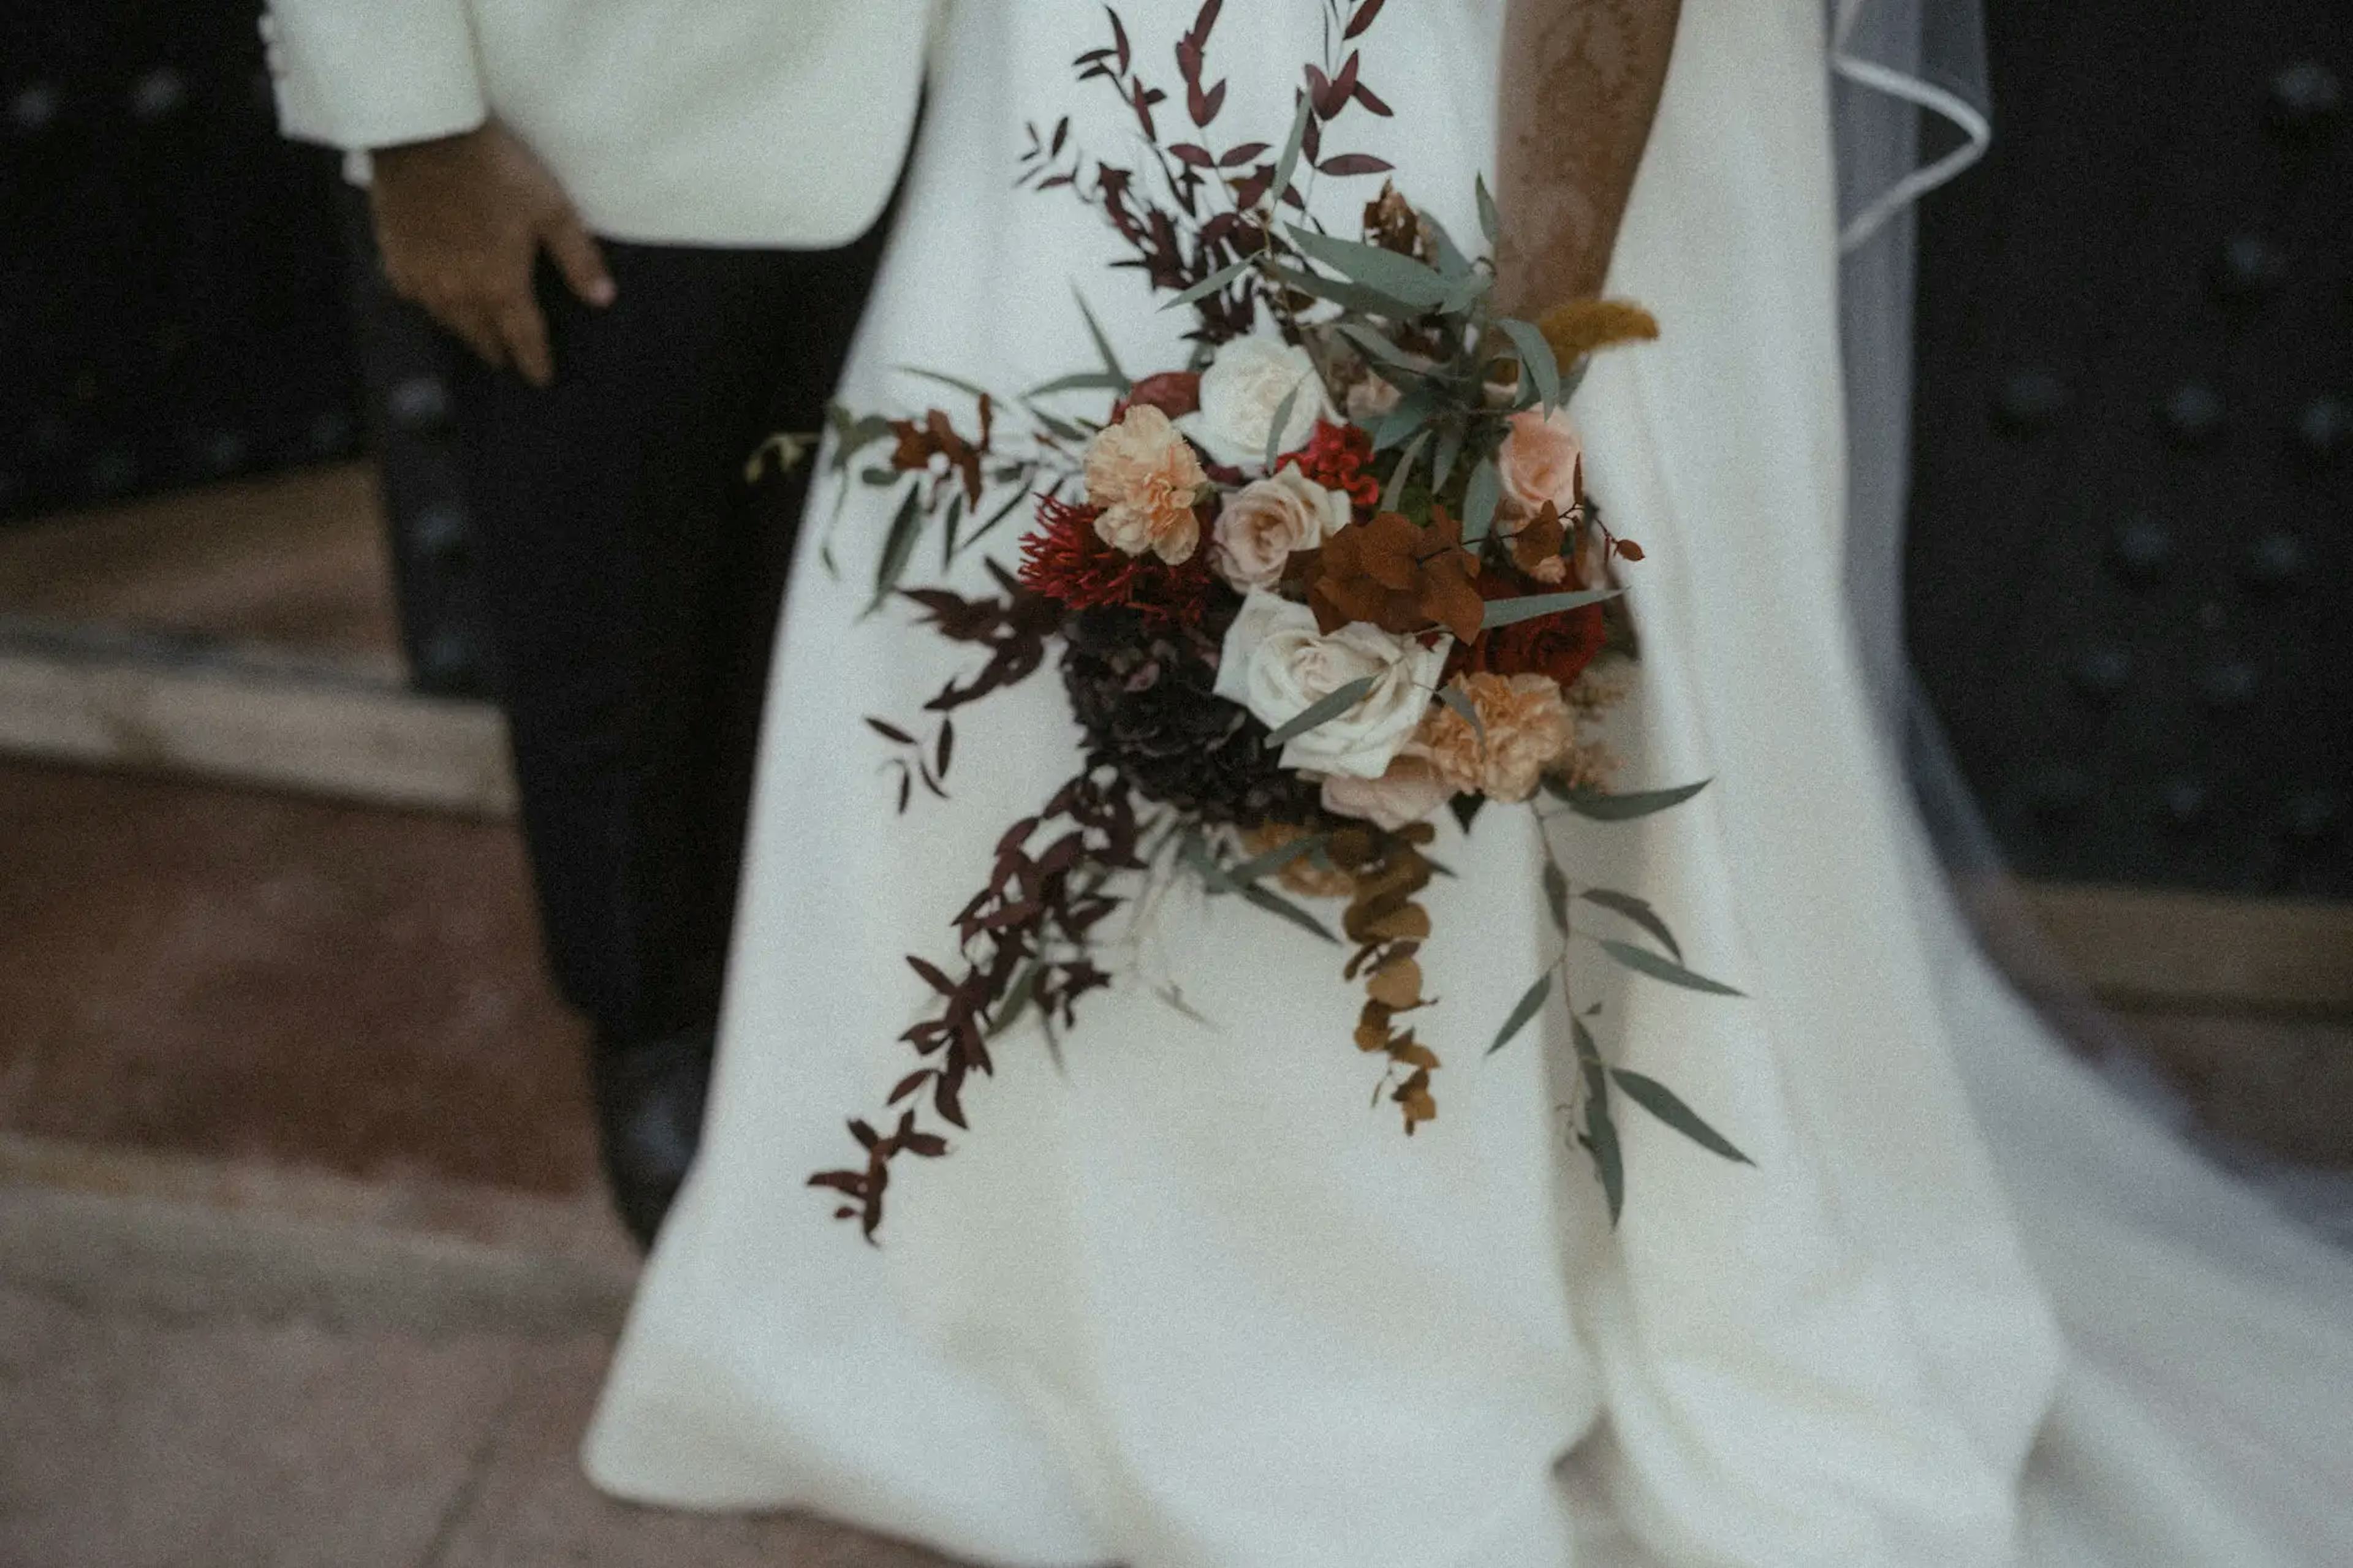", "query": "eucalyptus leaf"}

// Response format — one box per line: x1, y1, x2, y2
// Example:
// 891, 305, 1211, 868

1269, 94, 1314, 211
1072, 286, 1131, 389
896, 366, 996, 403
988, 961, 1044, 1039
1437, 682, 1484, 746
1262, 675, 1379, 749
1479, 586, 1623, 631
1423, 214, 1473, 280
939, 492, 966, 569
1373, 388, 1437, 450
1597, 939, 1745, 998
1240, 881, 1340, 944
1164, 254, 1258, 312
1333, 322, 1420, 371
1461, 456, 1502, 543
1475, 174, 1501, 246
1285, 226, 1454, 311
1542, 860, 1570, 934
1028, 370, 1132, 398
1495, 317, 1562, 409
1381, 430, 1430, 511
1579, 887, 1684, 961
1262, 262, 1420, 320
1610, 1069, 1754, 1165
1546, 778, 1712, 821
867, 483, 928, 614
1583, 1088, 1626, 1227
1264, 383, 1302, 471
1488, 971, 1553, 1056
1227, 831, 1327, 887
958, 483, 1036, 556
1431, 423, 1464, 493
